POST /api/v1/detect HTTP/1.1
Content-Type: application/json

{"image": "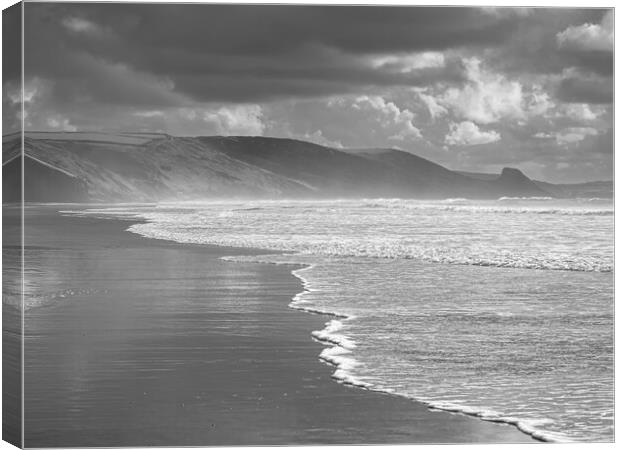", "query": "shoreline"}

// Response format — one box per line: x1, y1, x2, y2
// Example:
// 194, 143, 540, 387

228, 257, 551, 443
21, 206, 534, 446
285, 264, 550, 442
